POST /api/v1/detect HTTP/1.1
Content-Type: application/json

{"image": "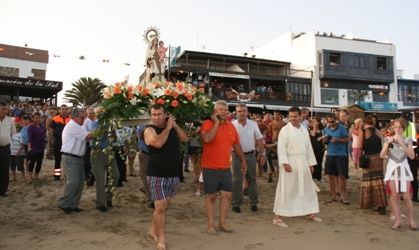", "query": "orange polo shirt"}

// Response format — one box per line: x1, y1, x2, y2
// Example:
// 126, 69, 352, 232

200, 119, 240, 170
